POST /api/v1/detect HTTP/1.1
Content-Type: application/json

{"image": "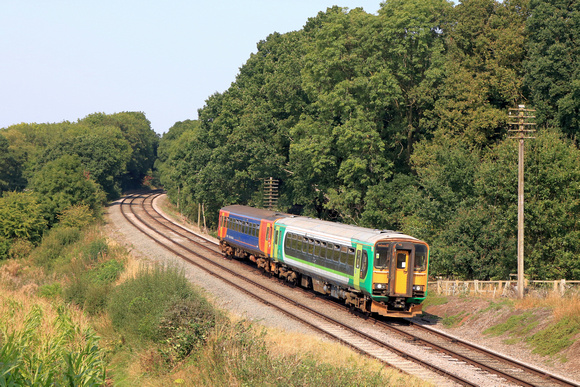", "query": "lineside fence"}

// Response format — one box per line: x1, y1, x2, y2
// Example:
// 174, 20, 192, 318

428, 279, 580, 298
